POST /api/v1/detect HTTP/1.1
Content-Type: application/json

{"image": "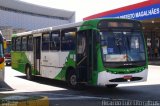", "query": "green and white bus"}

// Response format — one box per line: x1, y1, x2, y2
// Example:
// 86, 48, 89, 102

11, 18, 148, 88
